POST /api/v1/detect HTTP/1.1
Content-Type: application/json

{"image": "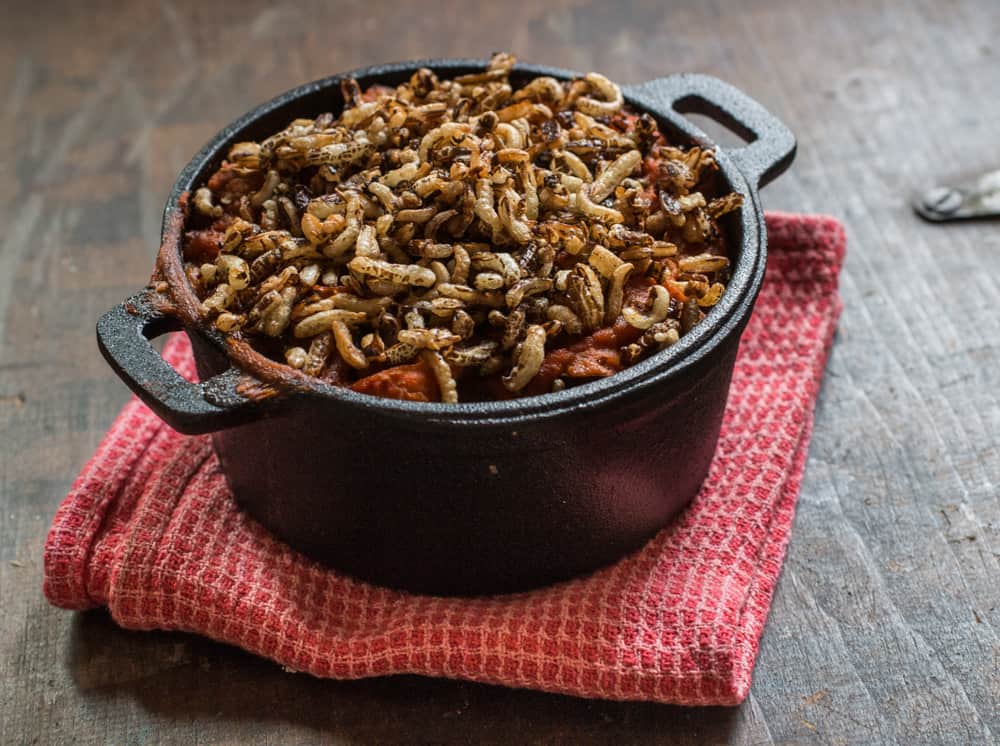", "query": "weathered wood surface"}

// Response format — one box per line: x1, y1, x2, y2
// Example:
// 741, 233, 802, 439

2, 1, 998, 743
